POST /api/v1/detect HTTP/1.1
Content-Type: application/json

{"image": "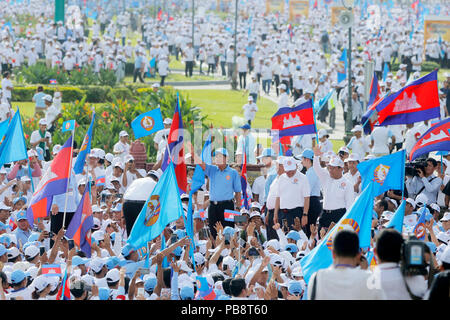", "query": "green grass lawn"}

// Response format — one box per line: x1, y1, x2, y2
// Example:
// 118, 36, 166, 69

123, 72, 218, 84
181, 89, 277, 129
